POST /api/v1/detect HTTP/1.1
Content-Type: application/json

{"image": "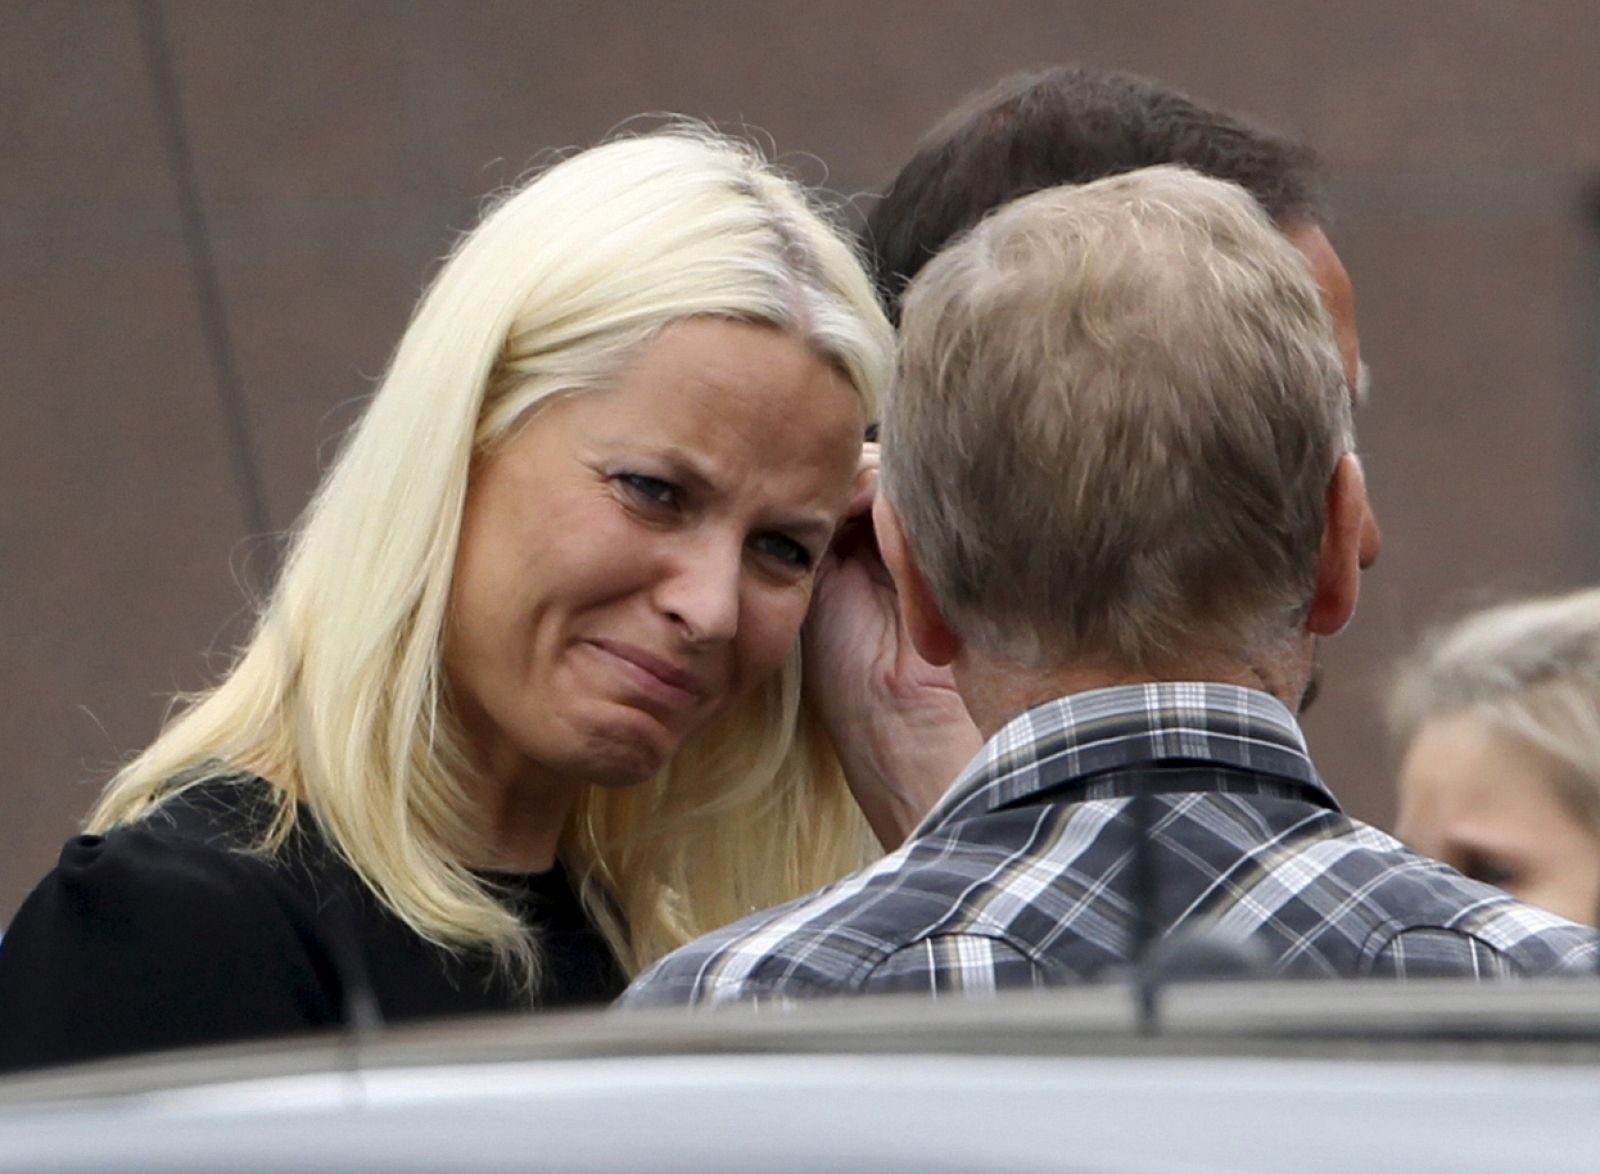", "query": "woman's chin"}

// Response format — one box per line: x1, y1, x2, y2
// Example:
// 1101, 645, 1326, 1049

568, 723, 677, 789
525, 697, 712, 790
